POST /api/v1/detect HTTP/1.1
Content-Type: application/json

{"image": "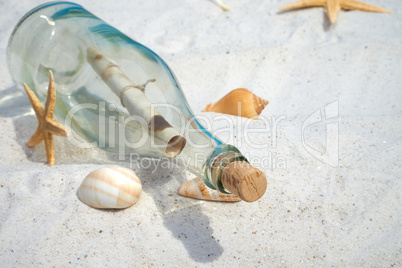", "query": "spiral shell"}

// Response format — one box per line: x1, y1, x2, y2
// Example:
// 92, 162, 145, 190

203, 88, 268, 119
77, 166, 142, 209
177, 177, 241, 202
